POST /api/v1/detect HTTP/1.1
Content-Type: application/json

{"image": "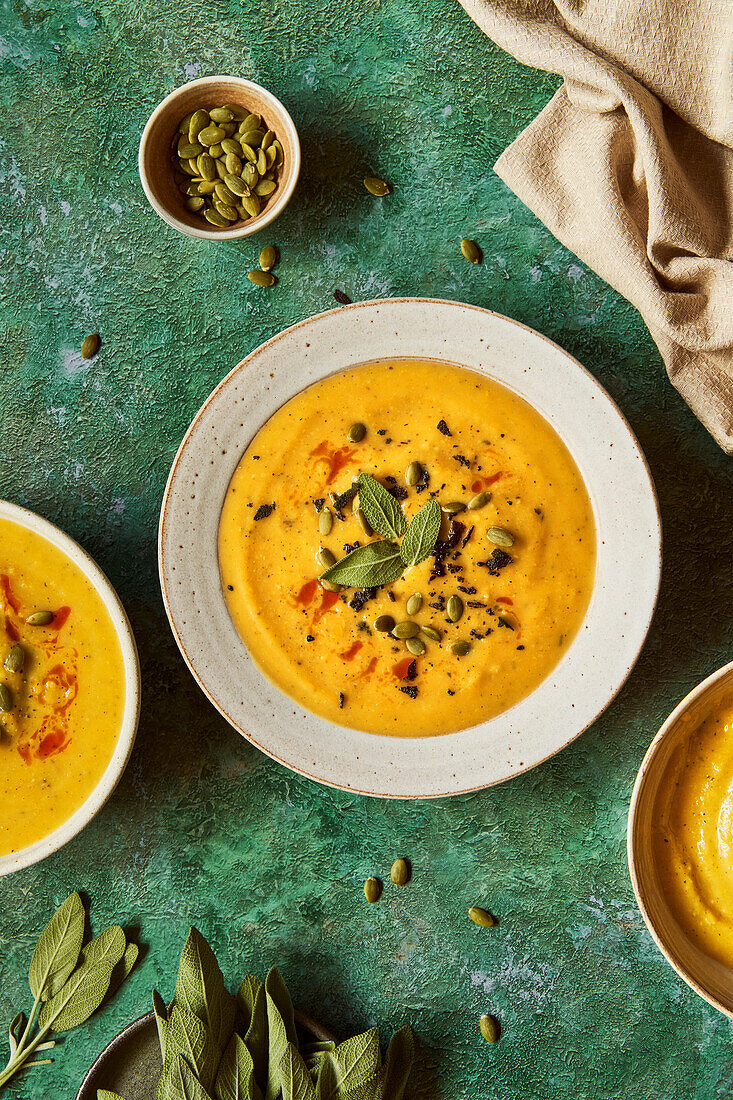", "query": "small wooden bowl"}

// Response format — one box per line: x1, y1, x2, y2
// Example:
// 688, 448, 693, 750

628, 660, 733, 1016
138, 75, 300, 241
